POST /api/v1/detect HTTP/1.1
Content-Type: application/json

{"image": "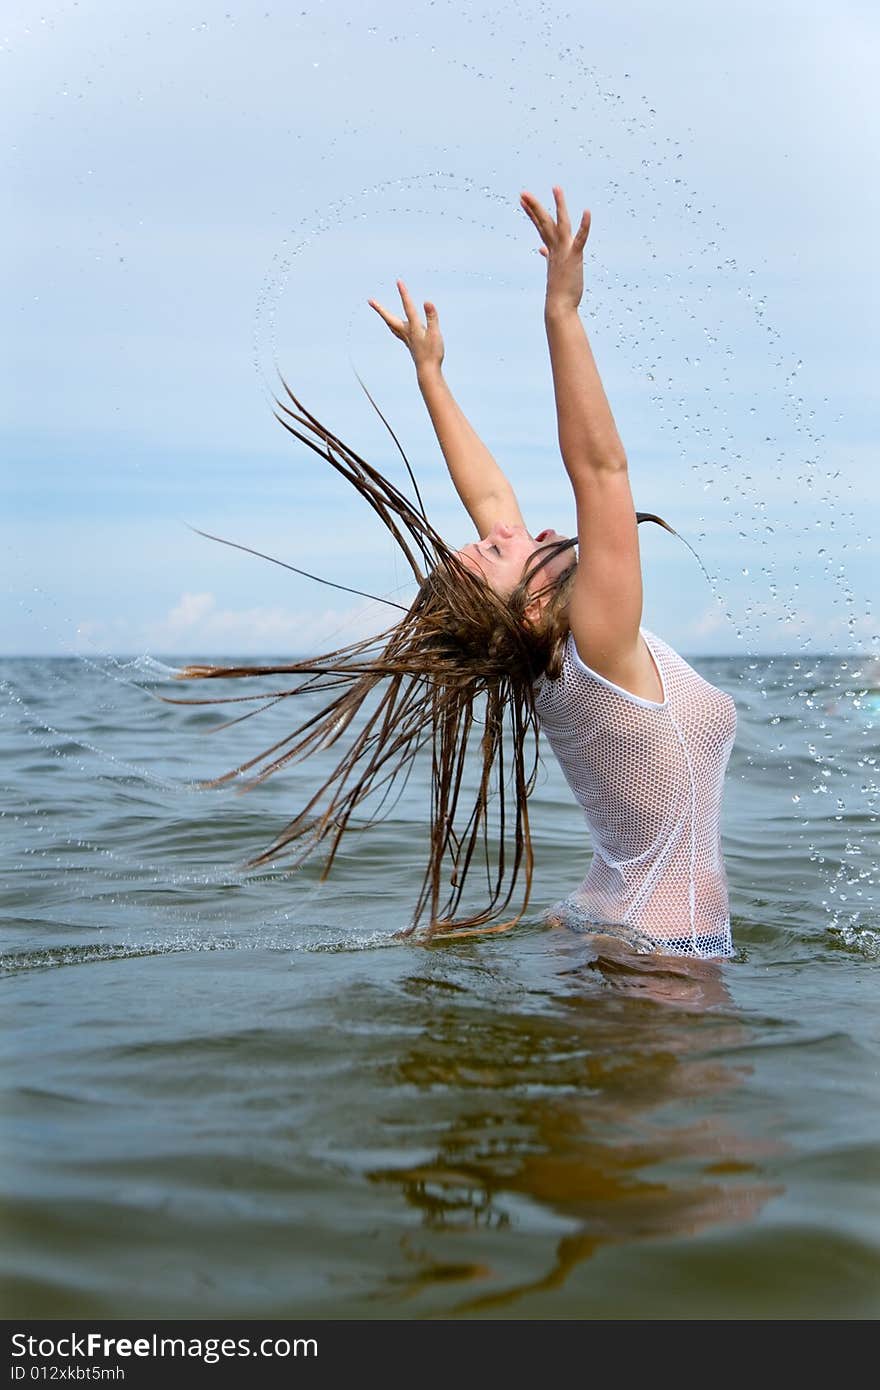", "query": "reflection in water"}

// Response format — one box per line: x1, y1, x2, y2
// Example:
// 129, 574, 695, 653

369, 933, 783, 1311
